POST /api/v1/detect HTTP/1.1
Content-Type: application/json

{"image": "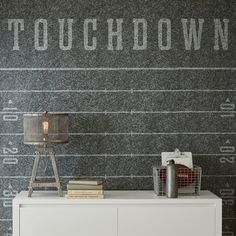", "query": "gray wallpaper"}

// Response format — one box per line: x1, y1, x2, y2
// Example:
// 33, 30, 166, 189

0, 0, 236, 235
